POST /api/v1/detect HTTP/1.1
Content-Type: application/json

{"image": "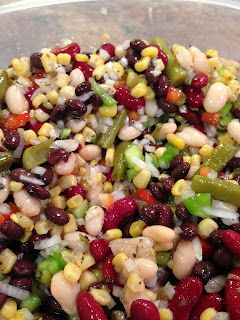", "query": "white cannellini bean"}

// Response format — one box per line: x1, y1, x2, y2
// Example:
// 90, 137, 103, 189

5, 85, 29, 114
172, 240, 197, 280
13, 189, 41, 217
0, 176, 10, 204
79, 144, 102, 161
59, 85, 76, 99
158, 122, 177, 140
227, 119, 240, 144
70, 68, 85, 87
154, 241, 174, 251
54, 152, 76, 175
118, 126, 141, 141
176, 127, 208, 147
122, 258, 158, 280
189, 46, 210, 75
51, 271, 80, 314
203, 82, 228, 113
64, 231, 95, 253
142, 225, 176, 243
173, 45, 193, 70
84, 206, 104, 236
